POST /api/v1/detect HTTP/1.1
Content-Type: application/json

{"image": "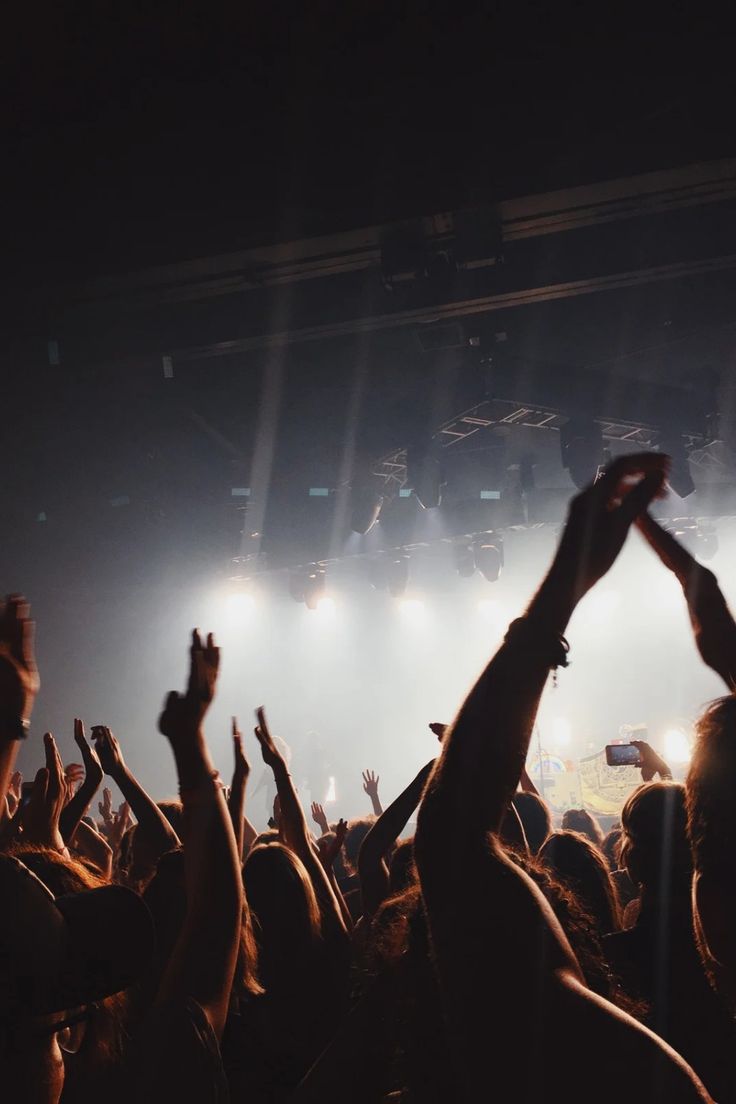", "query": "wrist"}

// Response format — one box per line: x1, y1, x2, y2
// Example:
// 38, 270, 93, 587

527, 563, 580, 630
